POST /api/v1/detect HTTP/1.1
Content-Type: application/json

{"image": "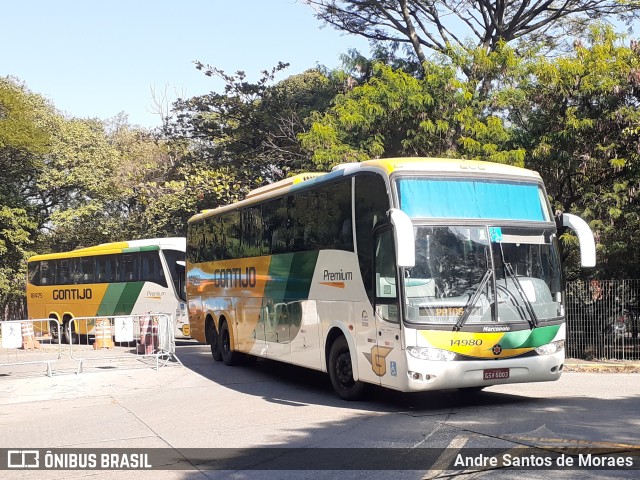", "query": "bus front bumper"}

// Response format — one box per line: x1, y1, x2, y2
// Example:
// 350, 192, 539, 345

403, 351, 564, 392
